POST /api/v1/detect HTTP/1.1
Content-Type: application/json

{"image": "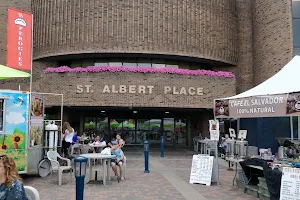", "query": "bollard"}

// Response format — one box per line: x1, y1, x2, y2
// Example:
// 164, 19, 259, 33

173, 134, 176, 150
160, 136, 164, 157
144, 141, 150, 173
74, 156, 88, 200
